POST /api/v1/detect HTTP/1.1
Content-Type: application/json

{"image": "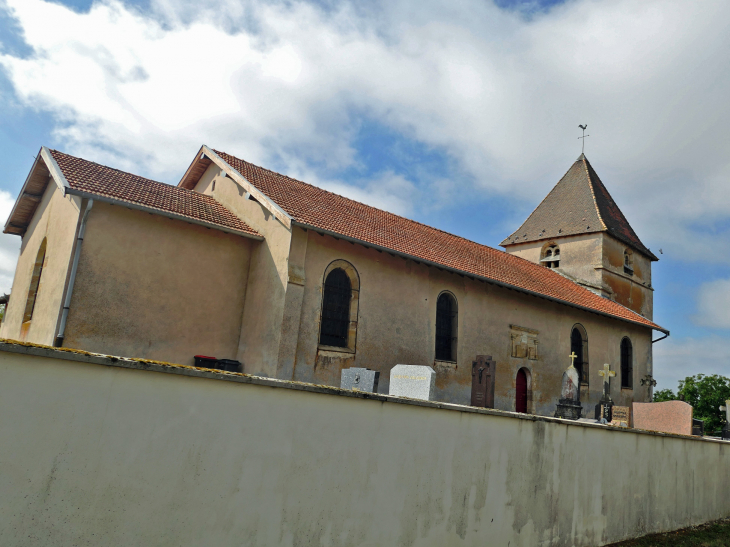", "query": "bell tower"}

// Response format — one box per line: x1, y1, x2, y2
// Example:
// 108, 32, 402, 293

501, 154, 658, 319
